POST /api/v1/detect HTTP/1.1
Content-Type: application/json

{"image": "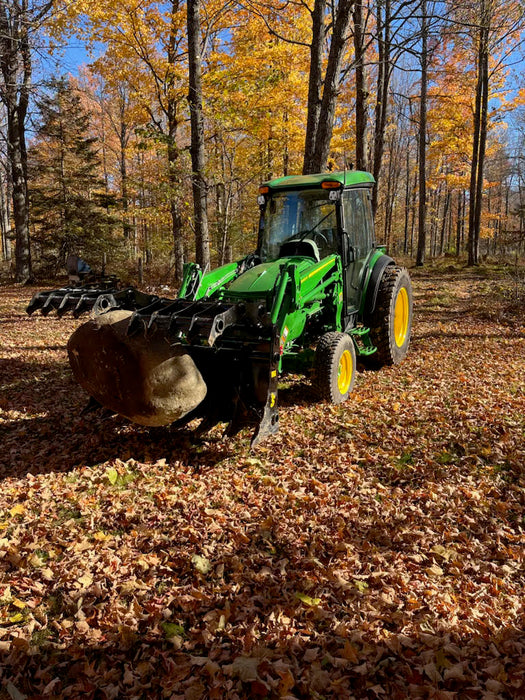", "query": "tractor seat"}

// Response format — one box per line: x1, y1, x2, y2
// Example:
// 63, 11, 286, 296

279, 239, 321, 262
